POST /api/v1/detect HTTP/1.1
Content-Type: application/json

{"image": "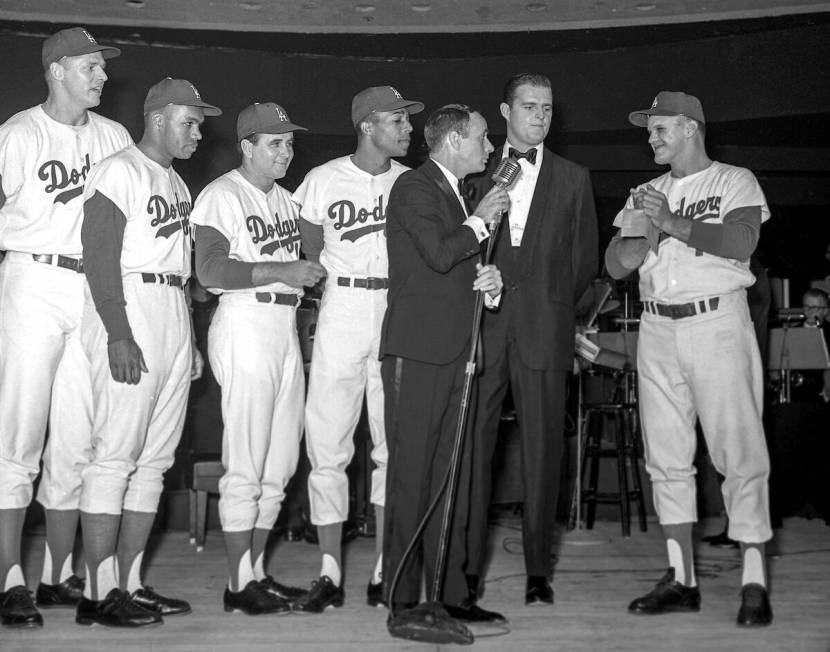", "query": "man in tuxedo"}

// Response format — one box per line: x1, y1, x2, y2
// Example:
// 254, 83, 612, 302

380, 104, 508, 621
465, 72, 598, 606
